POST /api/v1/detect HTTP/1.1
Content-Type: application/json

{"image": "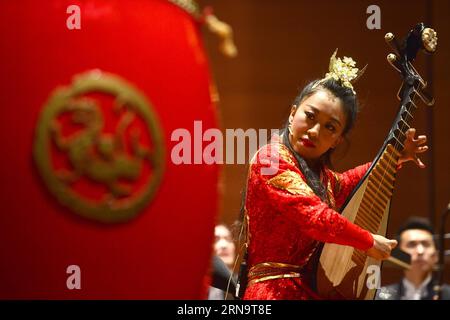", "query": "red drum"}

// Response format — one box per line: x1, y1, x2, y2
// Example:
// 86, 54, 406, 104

0, 0, 219, 299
